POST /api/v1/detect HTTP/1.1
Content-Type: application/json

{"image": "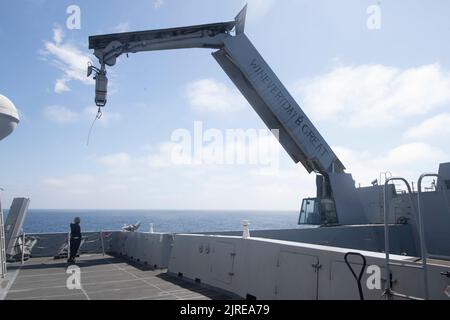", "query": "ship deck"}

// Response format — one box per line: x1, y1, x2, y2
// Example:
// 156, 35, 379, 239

0, 254, 232, 300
